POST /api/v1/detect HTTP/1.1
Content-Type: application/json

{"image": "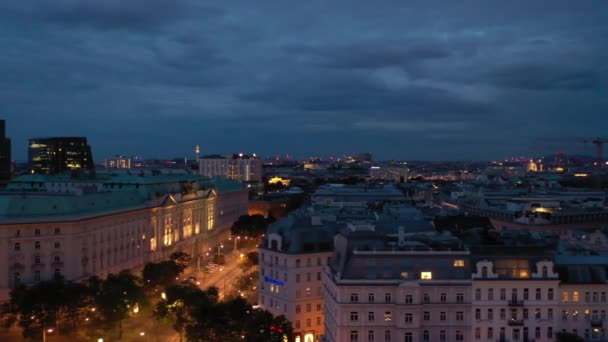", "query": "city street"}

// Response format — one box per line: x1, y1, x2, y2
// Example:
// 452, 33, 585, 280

182, 236, 259, 299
